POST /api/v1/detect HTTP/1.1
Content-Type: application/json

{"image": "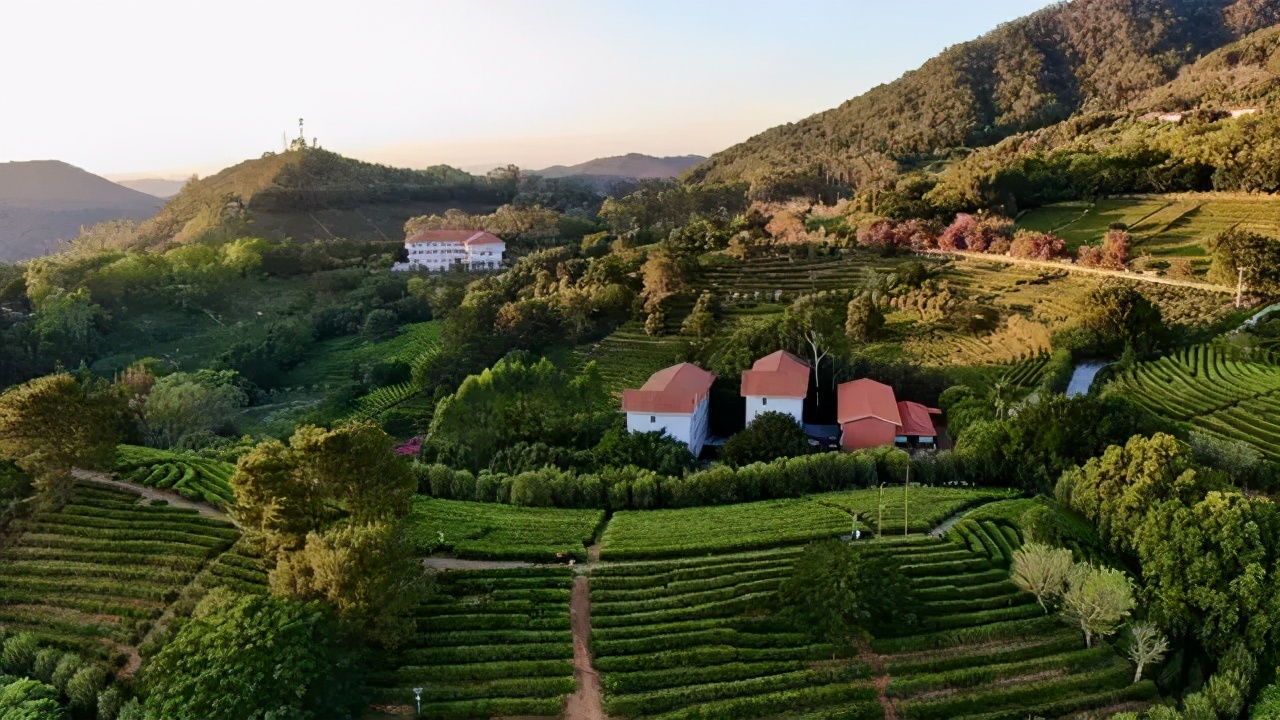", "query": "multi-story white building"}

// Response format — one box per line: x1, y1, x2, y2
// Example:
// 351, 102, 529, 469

740, 350, 809, 426
621, 363, 716, 457
392, 230, 505, 272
